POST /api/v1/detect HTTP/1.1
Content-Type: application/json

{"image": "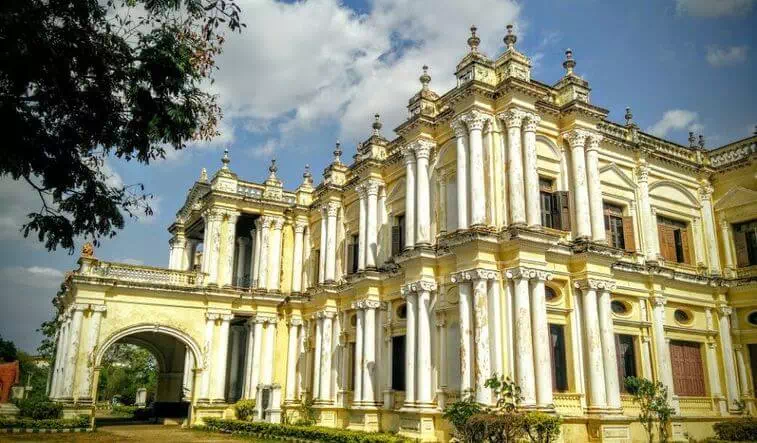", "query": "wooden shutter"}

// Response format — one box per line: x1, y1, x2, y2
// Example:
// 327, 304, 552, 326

734, 229, 750, 267
681, 228, 692, 264
347, 241, 355, 273
622, 216, 636, 252
670, 341, 706, 397
659, 224, 676, 262
391, 226, 401, 256
556, 191, 571, 232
